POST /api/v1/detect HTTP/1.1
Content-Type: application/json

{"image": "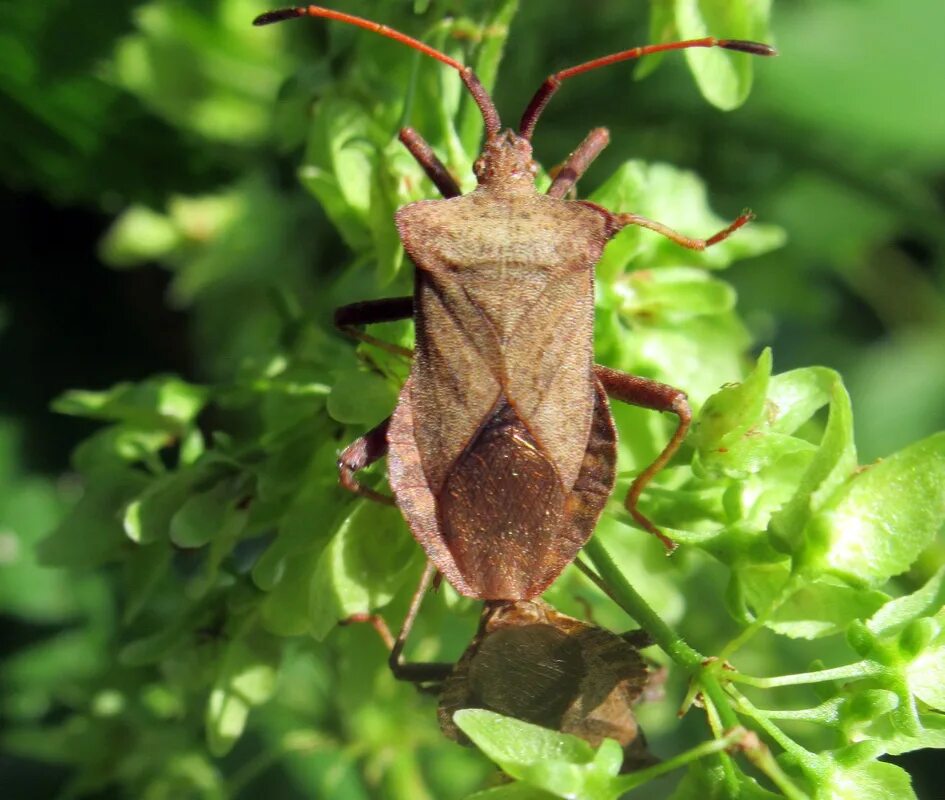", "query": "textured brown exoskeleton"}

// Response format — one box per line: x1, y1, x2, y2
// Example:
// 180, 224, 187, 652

255, 8, 775, 602
346, 594, 661, 771
438, 599, 660, 772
